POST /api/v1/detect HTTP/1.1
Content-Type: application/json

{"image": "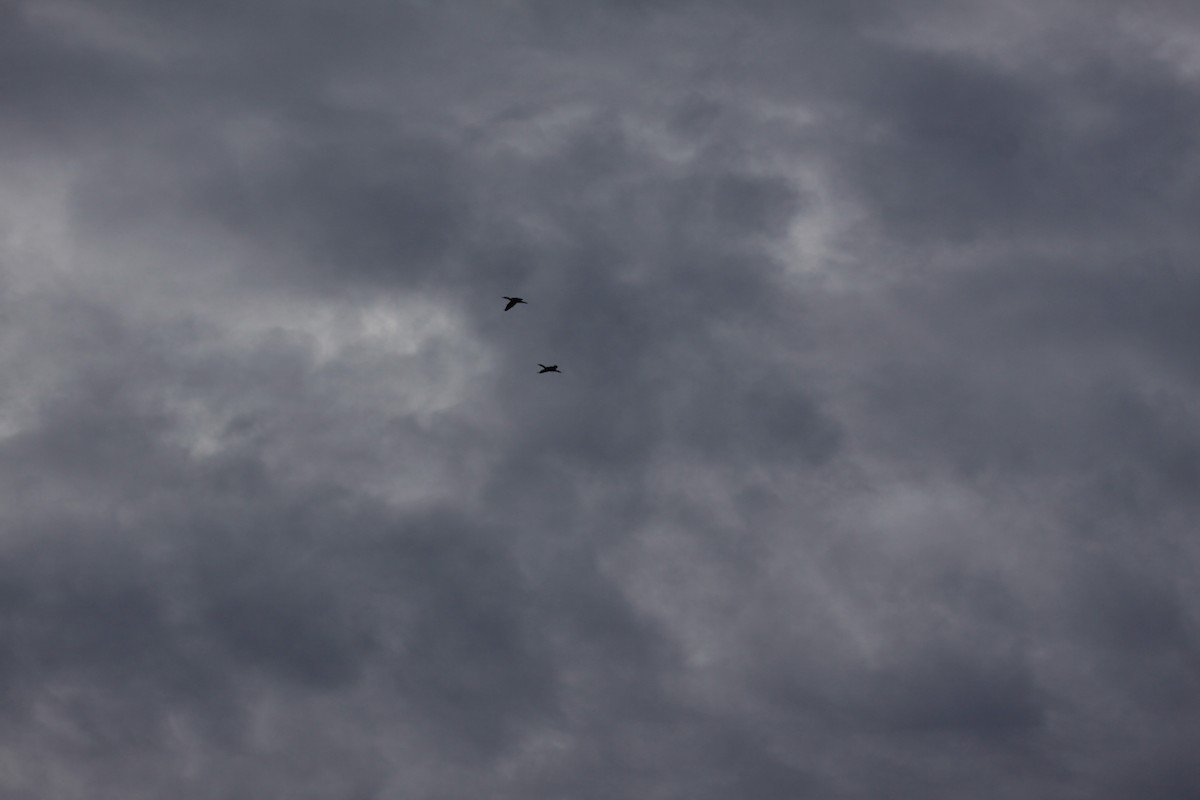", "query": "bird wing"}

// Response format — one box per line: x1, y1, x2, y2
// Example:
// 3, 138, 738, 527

505, 299, 518, 310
